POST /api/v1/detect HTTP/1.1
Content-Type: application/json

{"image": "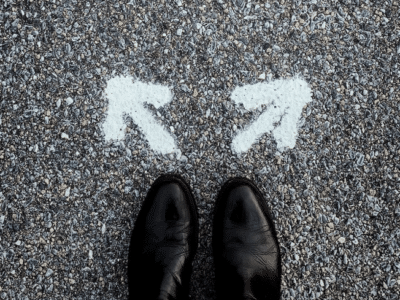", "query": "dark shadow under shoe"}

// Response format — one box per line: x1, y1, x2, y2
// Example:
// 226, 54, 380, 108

212, 177, 281, 300
128, 174, 199, 300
